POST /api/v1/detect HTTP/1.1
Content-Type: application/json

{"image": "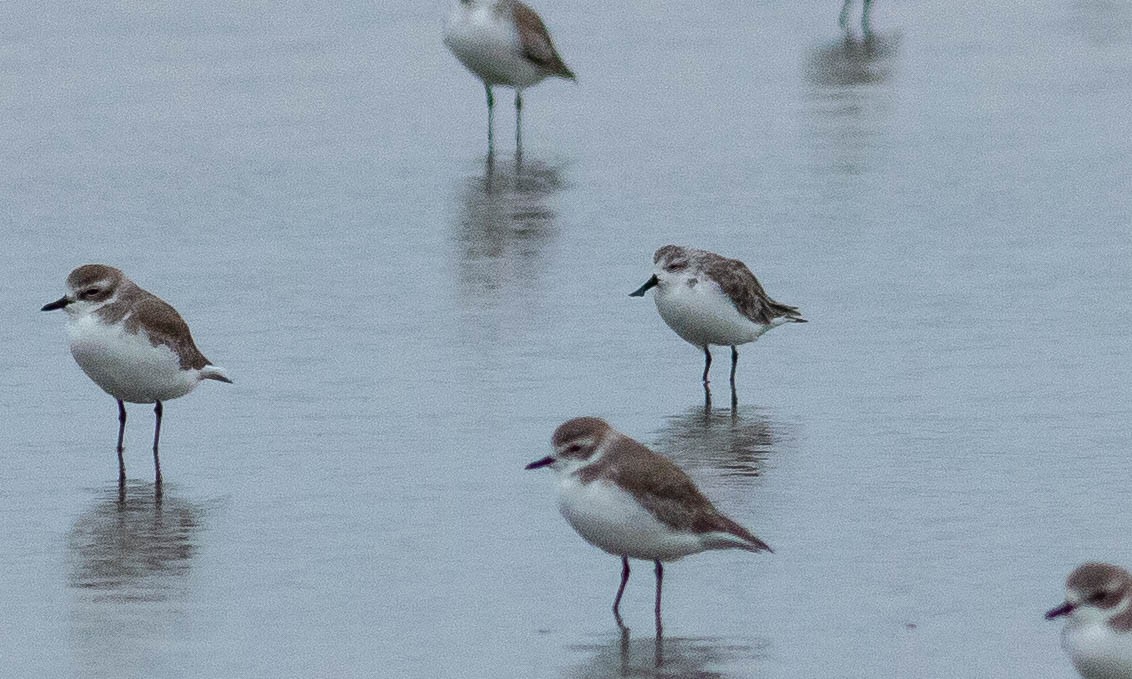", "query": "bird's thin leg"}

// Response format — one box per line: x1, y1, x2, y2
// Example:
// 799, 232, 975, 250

654, 560, 664, 638
613, 556, 630, 629
702, 346, 712, 385
152, 401, 163, 488
485, 83, 495, 157
839, 0, 852, 30
514, 89, 523, 161
730, 346, 740, 409
861, 0, 873, 37
116, 399, 127, 482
